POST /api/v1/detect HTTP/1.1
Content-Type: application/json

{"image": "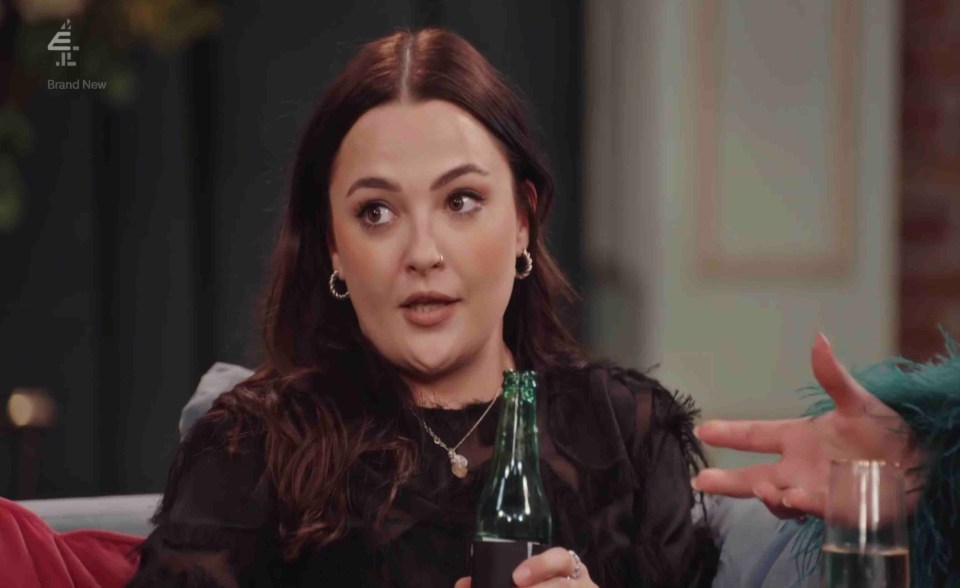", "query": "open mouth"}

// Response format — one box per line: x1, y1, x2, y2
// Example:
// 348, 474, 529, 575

400, 298, 460, 326
404, 301, 454, 312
